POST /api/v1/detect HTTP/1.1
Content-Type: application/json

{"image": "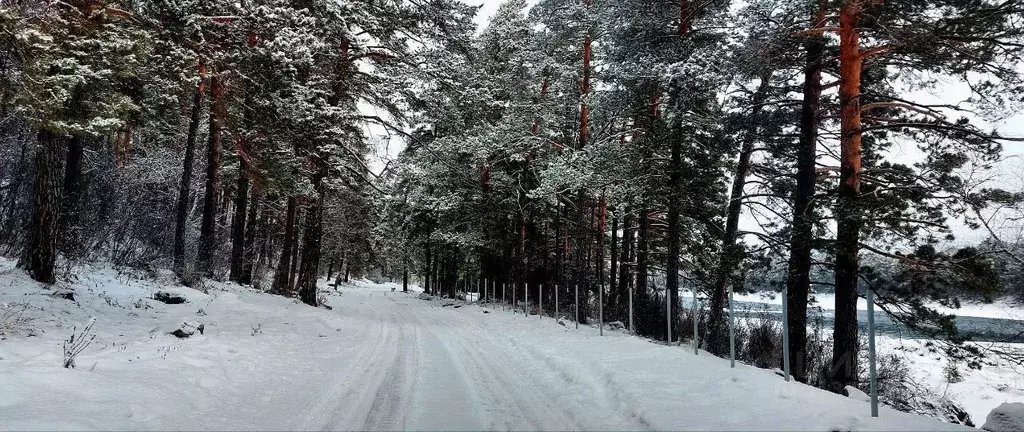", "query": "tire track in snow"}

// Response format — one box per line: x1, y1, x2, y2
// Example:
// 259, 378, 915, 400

361, 312, 417, 431
293, 300, 395, 430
